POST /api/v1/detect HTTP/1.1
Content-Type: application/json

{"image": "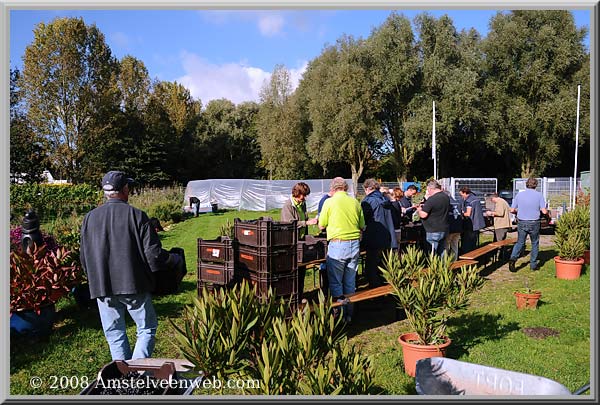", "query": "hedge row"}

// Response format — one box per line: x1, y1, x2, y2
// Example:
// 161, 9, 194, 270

10, 183, 103, 221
